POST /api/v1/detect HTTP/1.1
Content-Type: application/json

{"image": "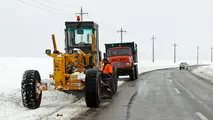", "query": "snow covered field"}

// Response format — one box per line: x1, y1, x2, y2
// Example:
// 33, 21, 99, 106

0, 57, 210, 120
